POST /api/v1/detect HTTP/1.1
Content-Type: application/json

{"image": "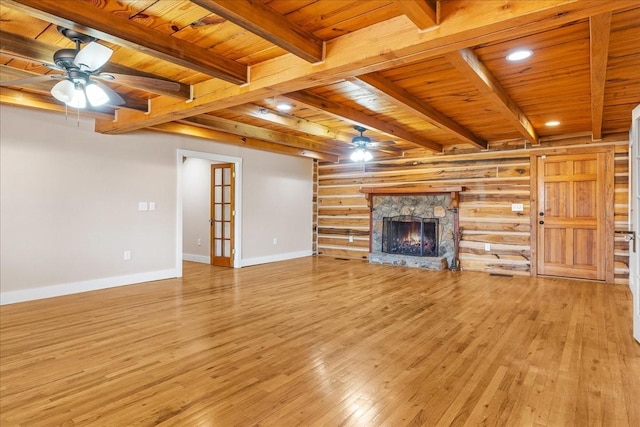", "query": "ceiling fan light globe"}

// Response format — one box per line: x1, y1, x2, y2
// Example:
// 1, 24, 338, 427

351, 149, 365, 162
51, 79, 75, 103
67, 85, 87, 109
85, 82, 110, 106
74, 41, 113, 72
363, 150, 373, 162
